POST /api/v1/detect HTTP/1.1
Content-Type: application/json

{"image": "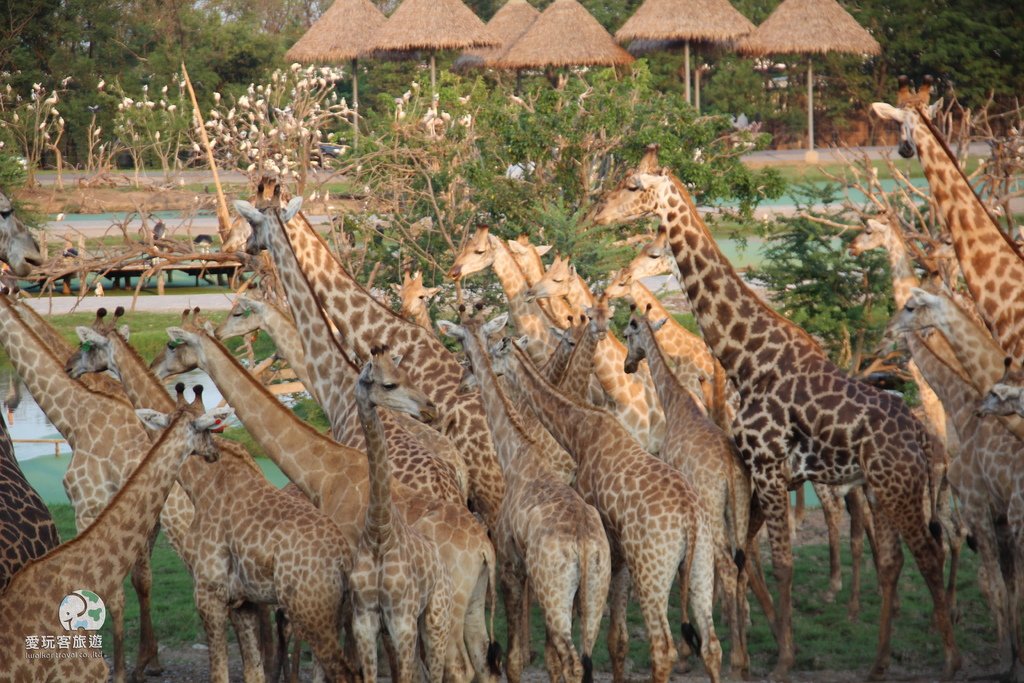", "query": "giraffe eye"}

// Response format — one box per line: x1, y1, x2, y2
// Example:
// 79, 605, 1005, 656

383, 383, 398, 391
